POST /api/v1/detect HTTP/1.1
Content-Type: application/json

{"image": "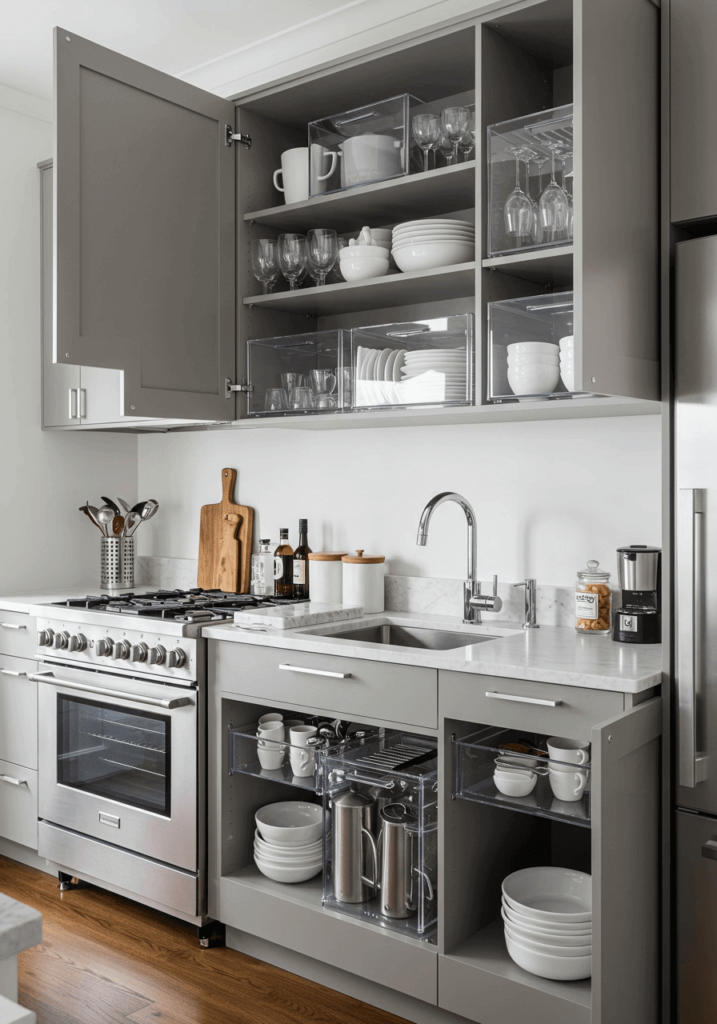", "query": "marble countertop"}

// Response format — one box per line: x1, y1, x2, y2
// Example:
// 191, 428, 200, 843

0, 895, 41, 960
203, 610, 663, 693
